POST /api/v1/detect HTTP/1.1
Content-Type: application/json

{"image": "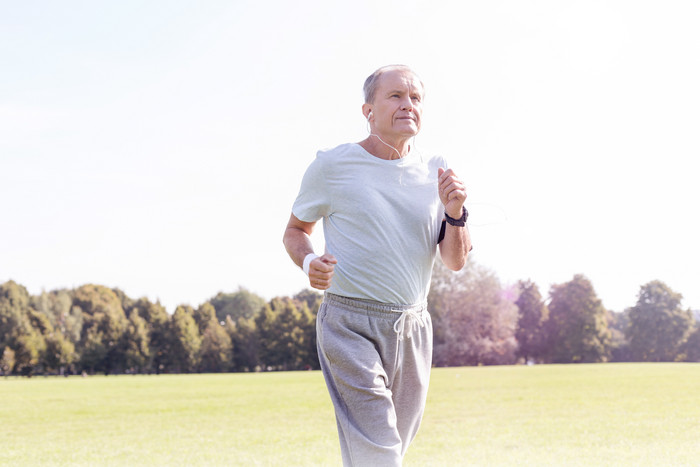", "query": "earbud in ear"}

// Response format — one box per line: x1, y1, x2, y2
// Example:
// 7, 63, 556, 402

367, 111, 373, 121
